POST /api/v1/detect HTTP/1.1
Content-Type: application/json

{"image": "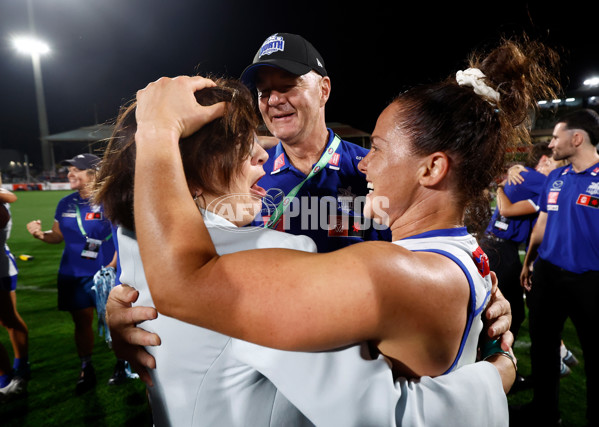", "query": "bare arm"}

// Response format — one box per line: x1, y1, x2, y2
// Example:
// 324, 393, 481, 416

496, 186, 537, 217
0, 188, 17, 204
26, 219, 64, 244
520, 211, 547, 291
